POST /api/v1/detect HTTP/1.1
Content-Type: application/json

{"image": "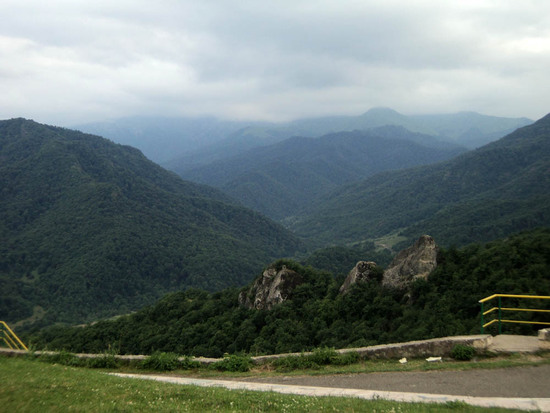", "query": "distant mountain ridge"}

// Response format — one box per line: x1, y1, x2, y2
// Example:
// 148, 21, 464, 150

0, 118, 303, 327
211, 107, 532, 152
177, 127, 466, 220
74, 116, 259, 163
74, 109, 531, 167
291, 113, 550, 248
